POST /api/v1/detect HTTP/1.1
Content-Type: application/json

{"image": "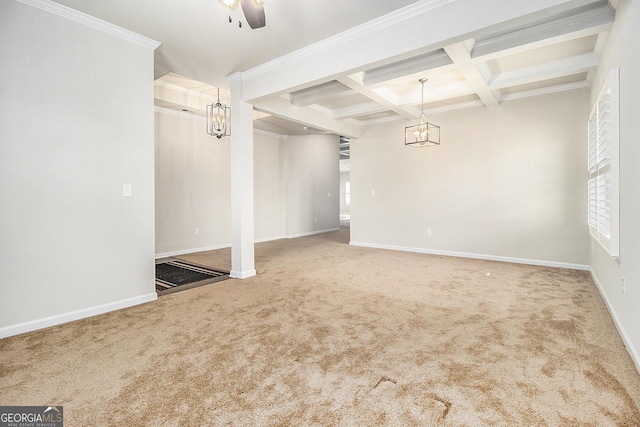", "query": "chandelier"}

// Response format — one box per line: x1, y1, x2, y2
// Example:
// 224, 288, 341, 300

206, 88, 231, 139
405, 78, 440, 147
